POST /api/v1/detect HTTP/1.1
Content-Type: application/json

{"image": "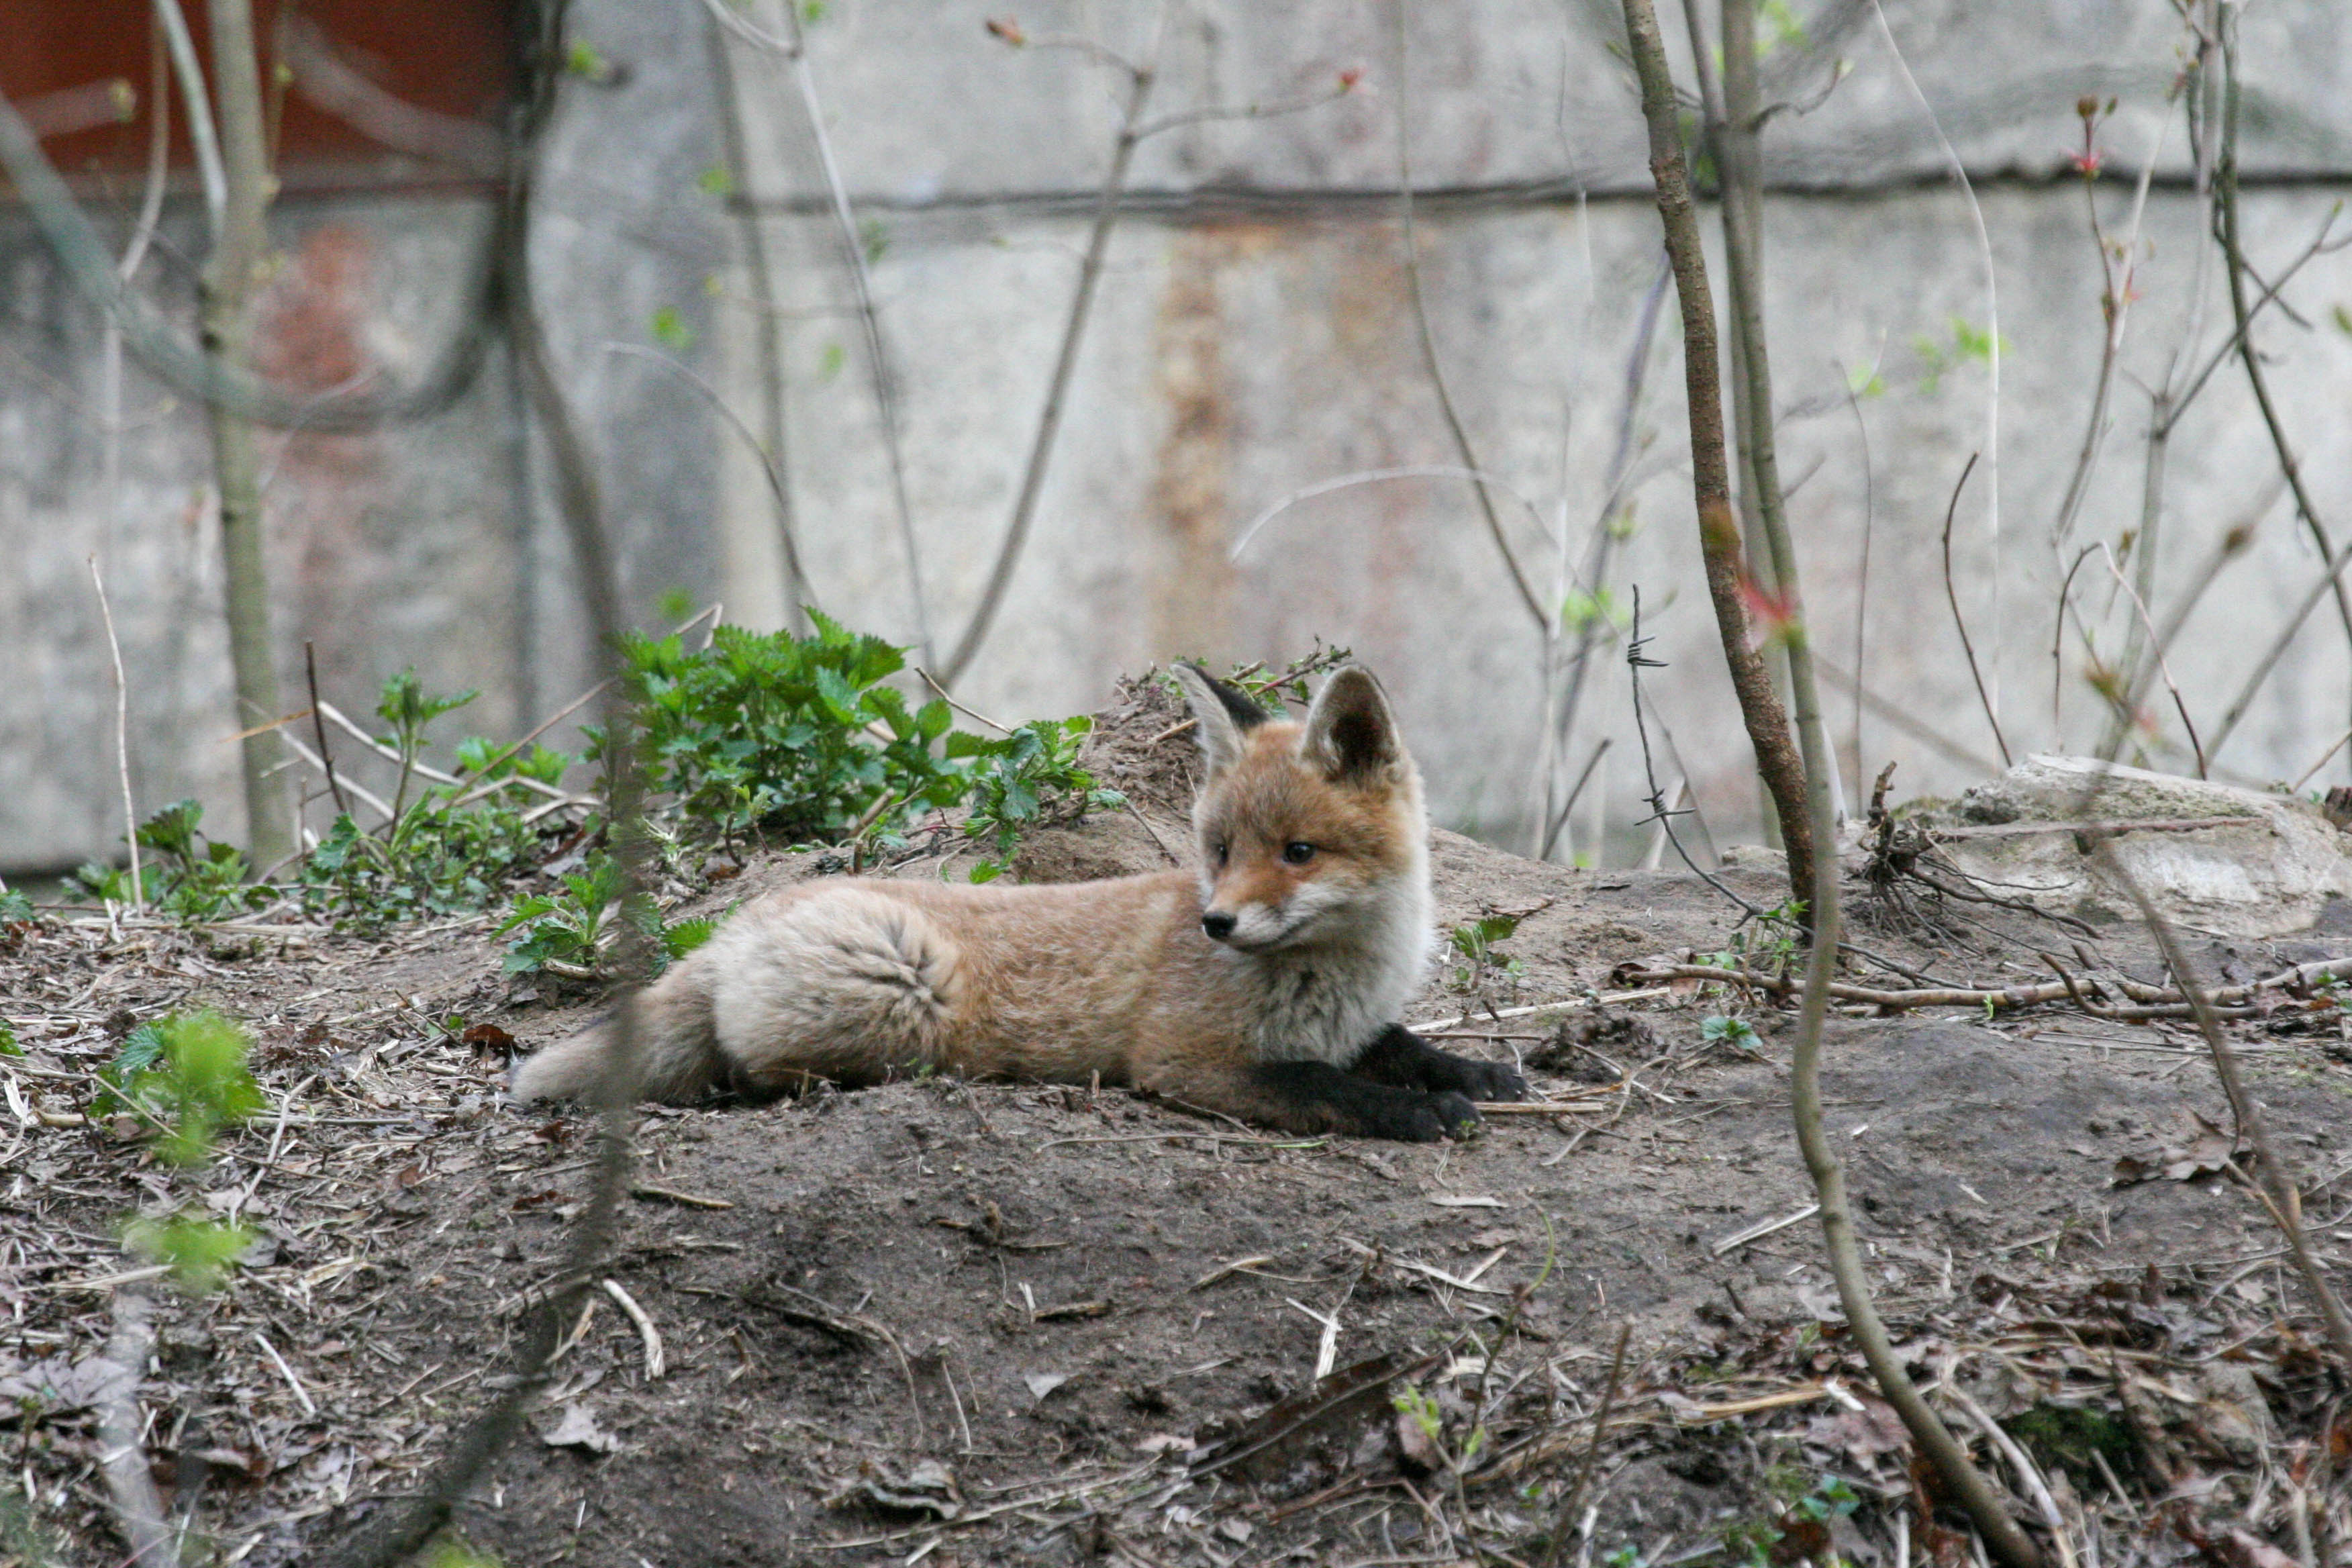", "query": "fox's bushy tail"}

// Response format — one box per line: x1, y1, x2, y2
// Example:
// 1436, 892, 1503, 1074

507, 963, 723, 1104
